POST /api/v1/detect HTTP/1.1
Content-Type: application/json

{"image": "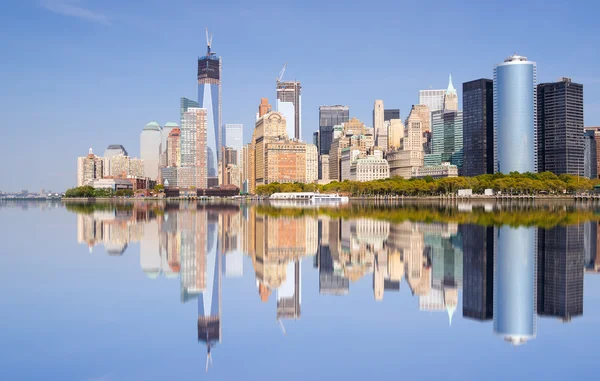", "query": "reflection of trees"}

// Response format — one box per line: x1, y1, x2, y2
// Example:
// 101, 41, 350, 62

256, 203, 600, 228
